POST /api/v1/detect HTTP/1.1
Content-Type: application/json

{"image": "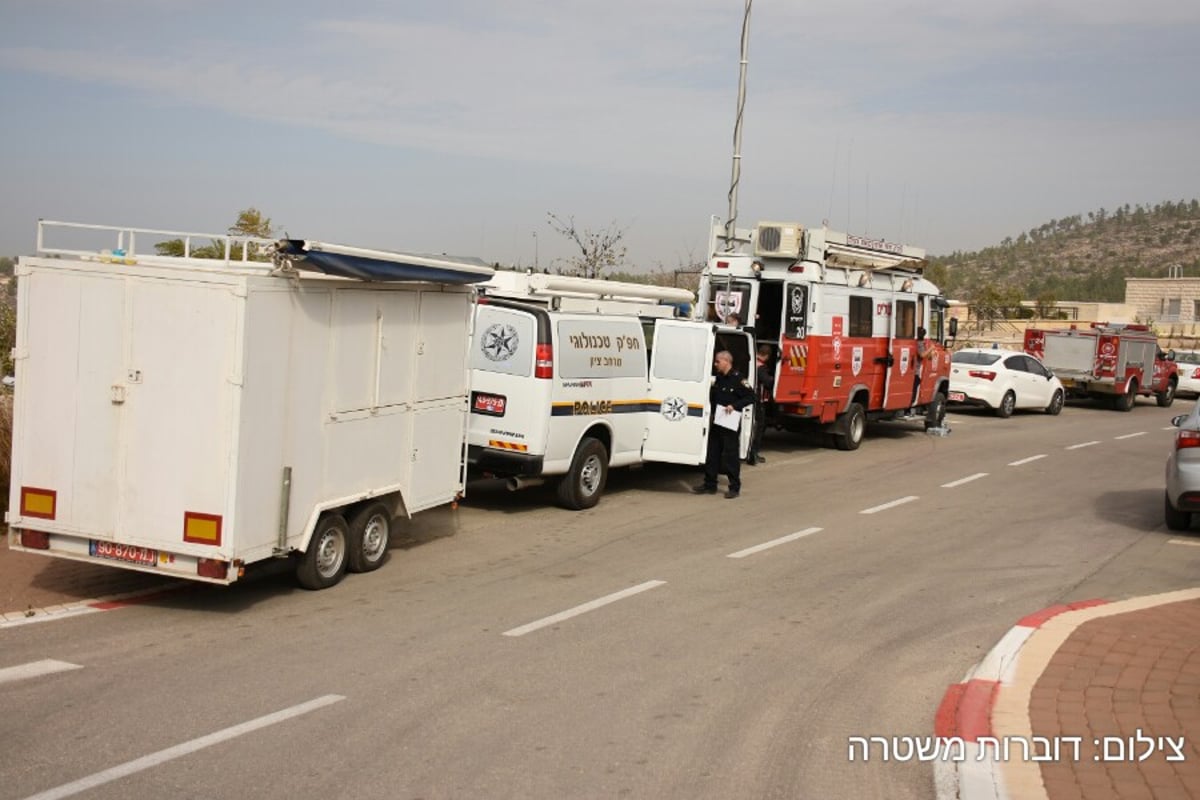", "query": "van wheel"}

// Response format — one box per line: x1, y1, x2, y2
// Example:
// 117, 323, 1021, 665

1115, 381, 1137, 412
1045, 389, 1064, 416
347, 502, 391, 573
557, 437, 608, 510
1157, 379, 1177, 408
995, 390, 1016, 418
1165, 491, 1191, 531
834, 403, 865, 451
297, 514, 349, 590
